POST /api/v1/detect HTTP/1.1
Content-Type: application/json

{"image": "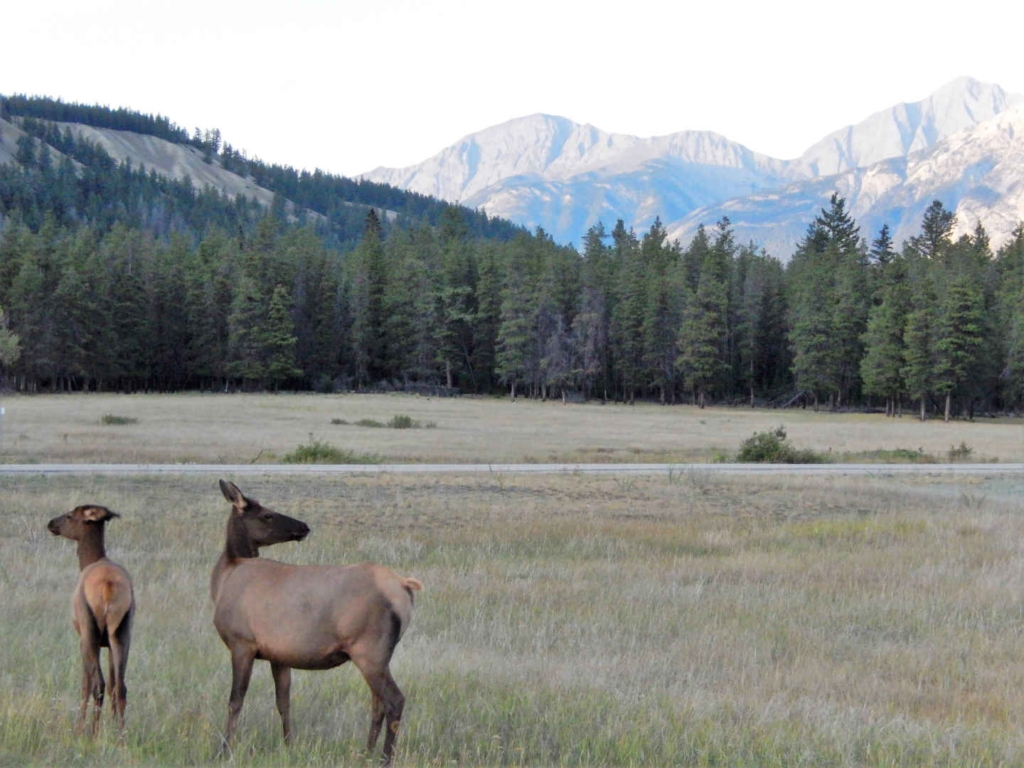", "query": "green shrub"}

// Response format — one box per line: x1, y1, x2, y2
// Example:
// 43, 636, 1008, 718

100, 414, 138, 425
330, 418, 349, 425
948, 441, 974, 462
355, 418, 385, 428
736, 426, 825, 464
387, 414, 416, 429
282, 440, 381, 464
